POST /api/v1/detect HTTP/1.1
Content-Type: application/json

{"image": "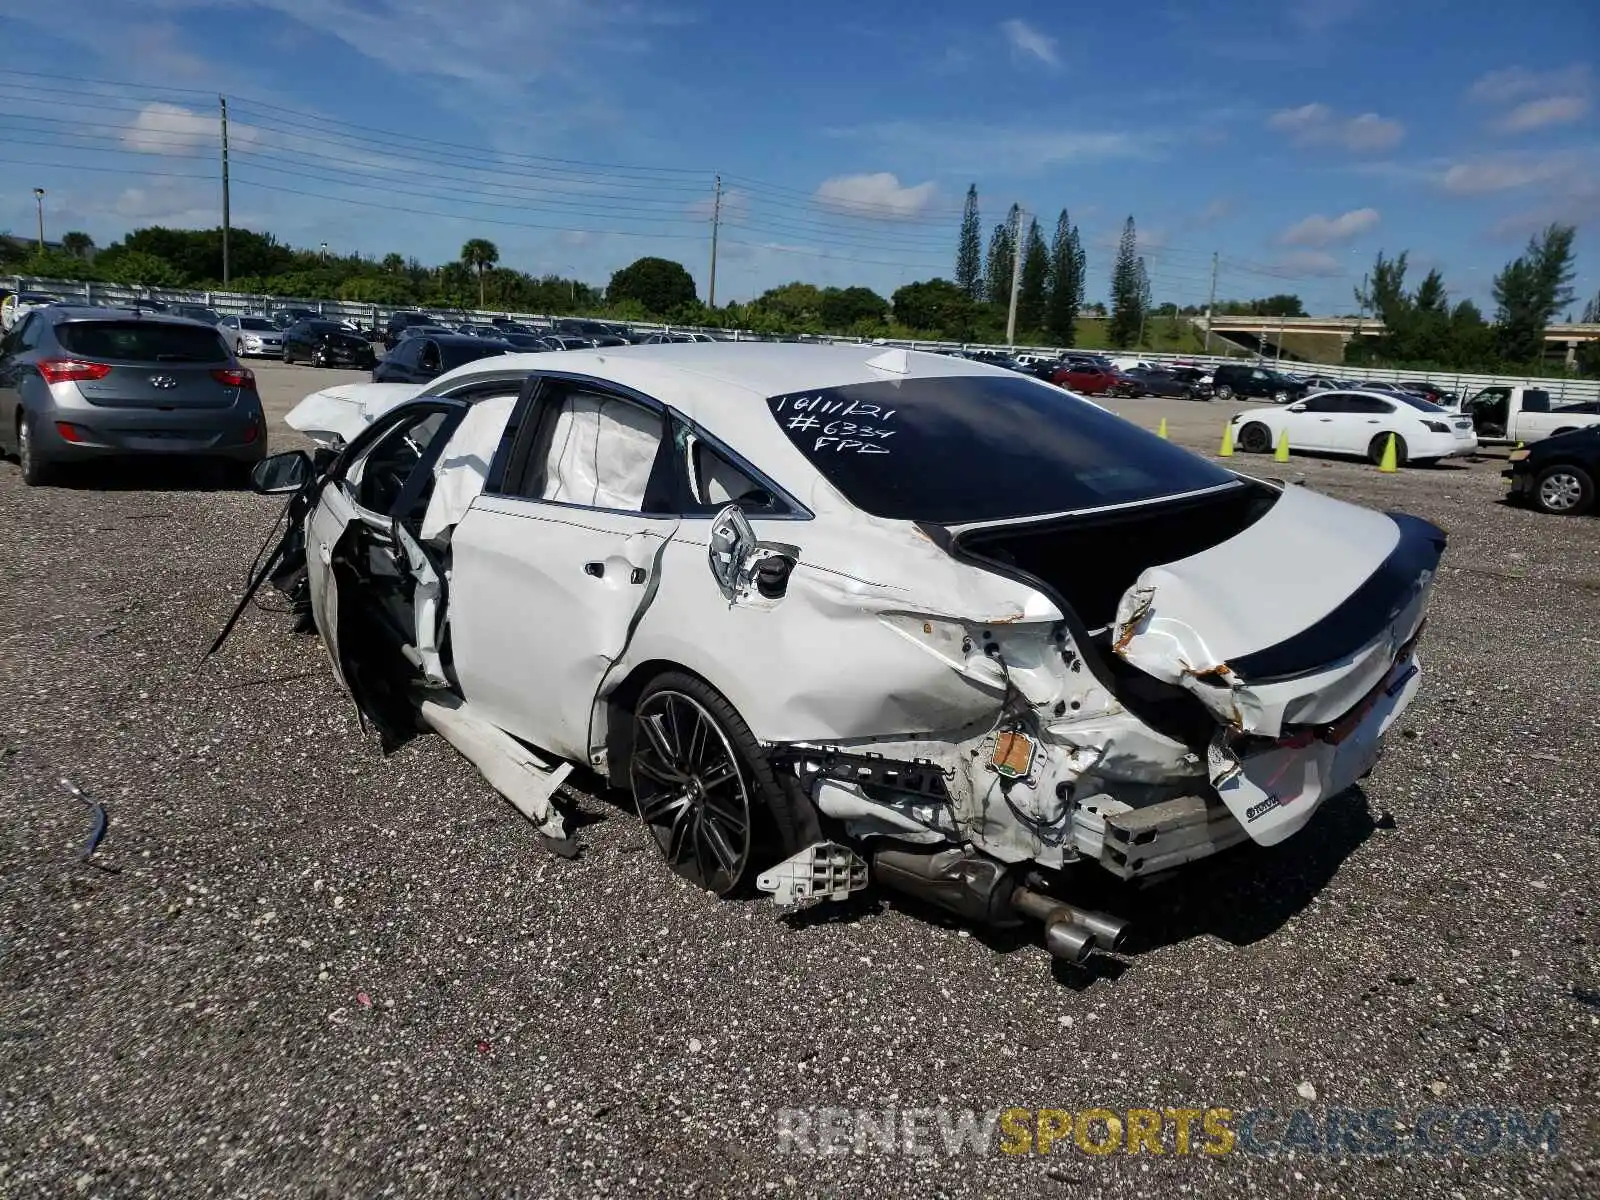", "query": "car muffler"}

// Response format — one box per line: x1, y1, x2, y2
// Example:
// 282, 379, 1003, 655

869, 847, 1129, 963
